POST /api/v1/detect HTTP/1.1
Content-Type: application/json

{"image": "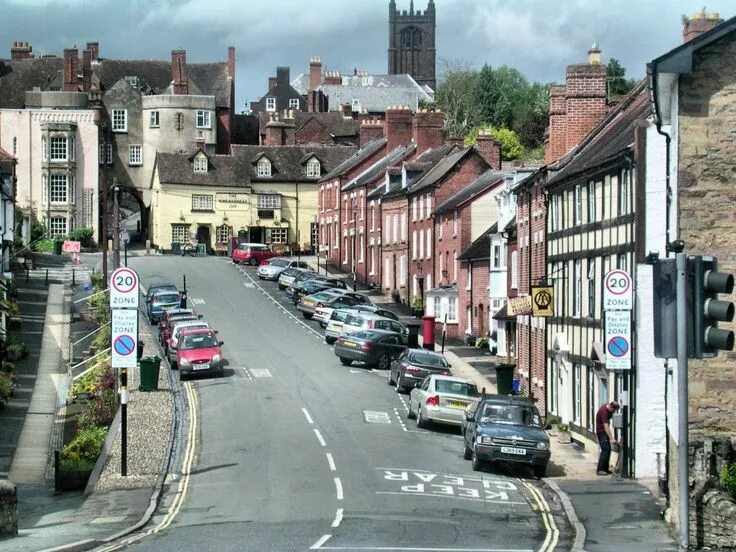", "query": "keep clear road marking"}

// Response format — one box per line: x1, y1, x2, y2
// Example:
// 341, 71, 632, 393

190, 297, 206, 305
364, 410, 392, 424
243, 282, 255, 289
249, 368, 272, 378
